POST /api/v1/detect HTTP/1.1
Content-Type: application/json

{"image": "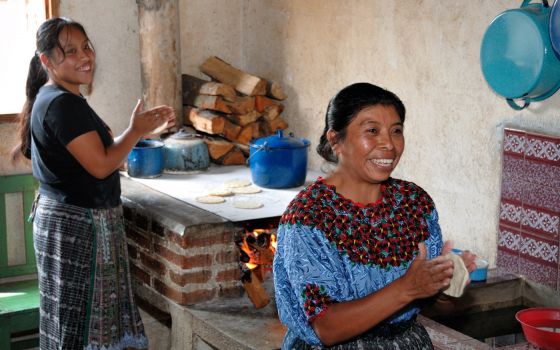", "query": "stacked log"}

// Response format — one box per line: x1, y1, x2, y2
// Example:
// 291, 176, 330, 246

183, 56, 288, 165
